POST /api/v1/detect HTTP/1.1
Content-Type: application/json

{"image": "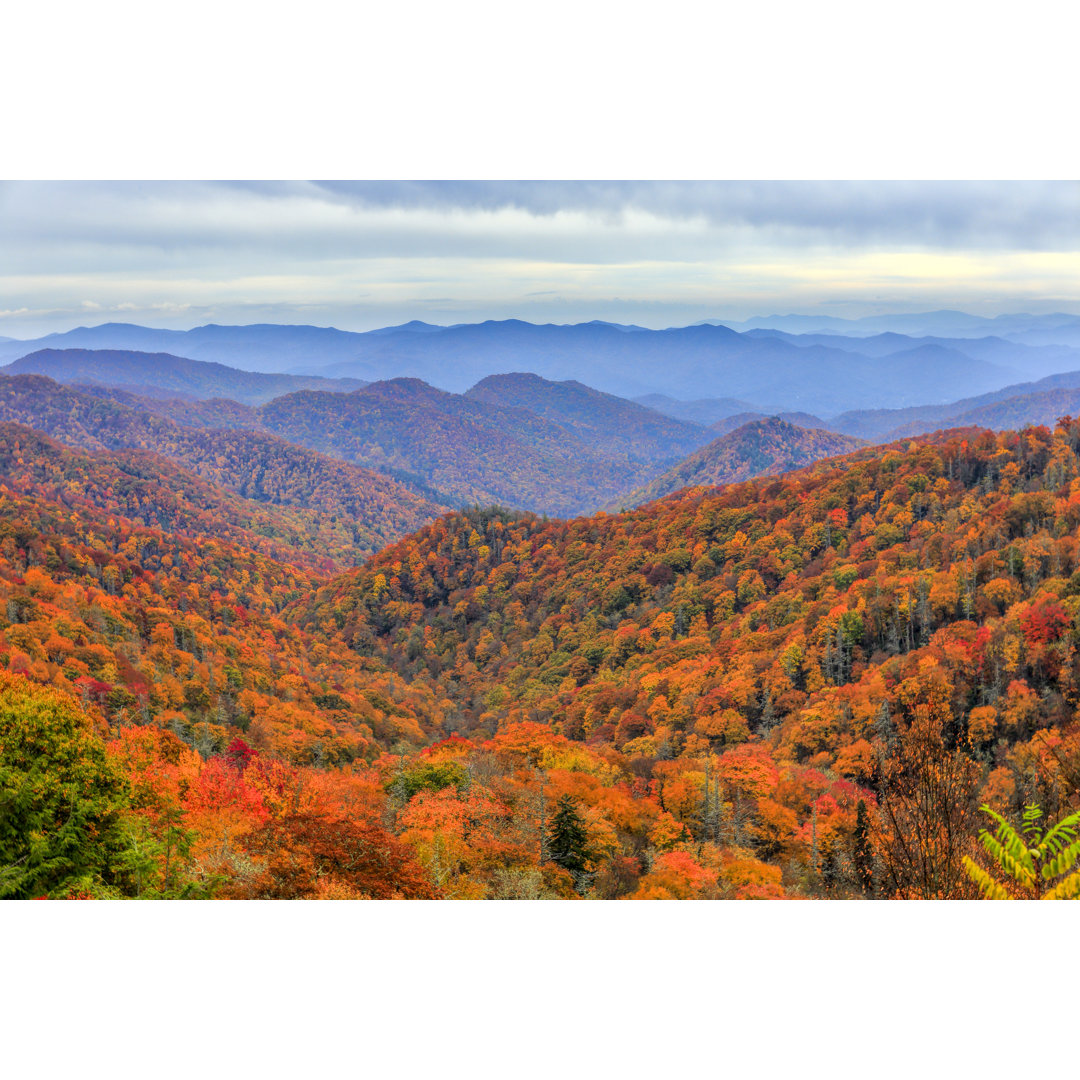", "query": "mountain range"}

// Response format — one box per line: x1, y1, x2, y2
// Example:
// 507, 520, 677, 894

712, 309, 1080, 344
5, 315, 1080, 415
2, 348, 366, 404
6, 313, 1080, 902
7, 337, 1080, 520
295, 322, 1023, 411
831, 368, 1080, 440
0, 366, 866, 518
0, 371, 671, 516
